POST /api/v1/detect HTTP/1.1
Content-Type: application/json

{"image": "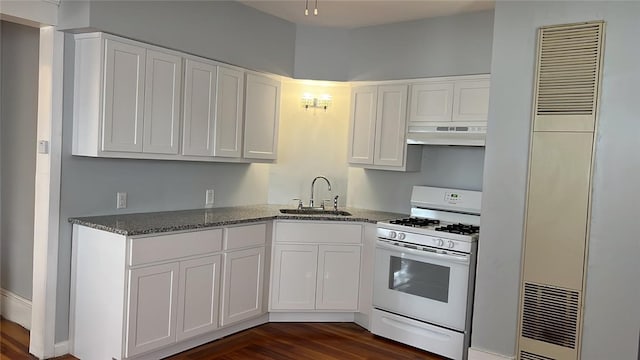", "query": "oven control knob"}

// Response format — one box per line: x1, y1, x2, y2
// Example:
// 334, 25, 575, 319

447, 240, 455, 249
398, 233, 406, 241
389, 231, 397, 239
435, 238, 444, 247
